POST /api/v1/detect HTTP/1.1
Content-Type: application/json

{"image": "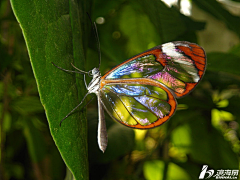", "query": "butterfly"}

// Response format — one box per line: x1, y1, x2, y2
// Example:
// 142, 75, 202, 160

53, 41, 206, 153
